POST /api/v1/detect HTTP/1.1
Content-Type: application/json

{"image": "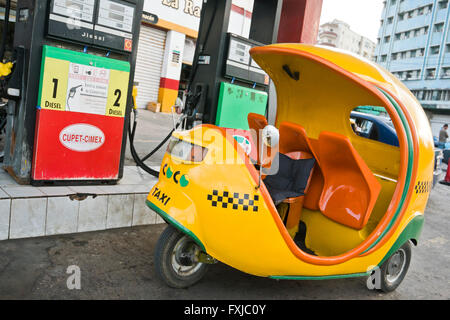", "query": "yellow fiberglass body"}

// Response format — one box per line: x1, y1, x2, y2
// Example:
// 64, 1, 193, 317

146, 44, 434, 289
